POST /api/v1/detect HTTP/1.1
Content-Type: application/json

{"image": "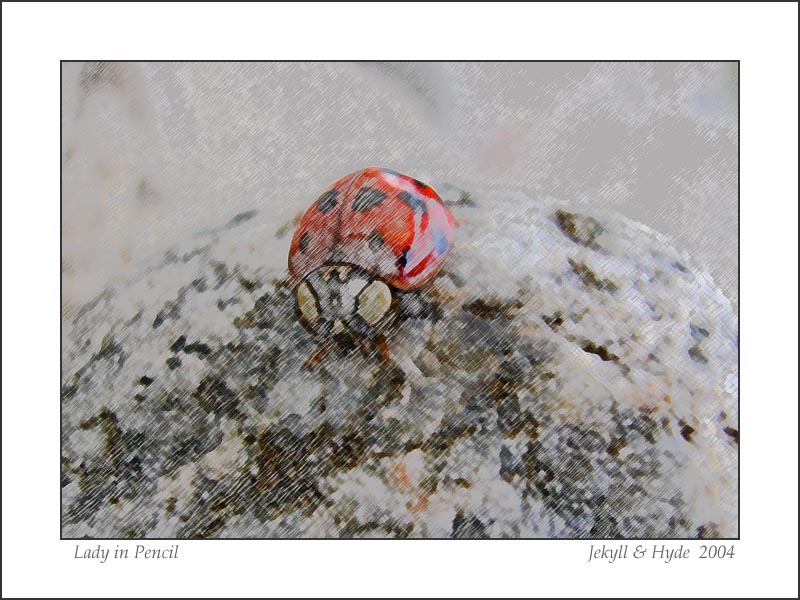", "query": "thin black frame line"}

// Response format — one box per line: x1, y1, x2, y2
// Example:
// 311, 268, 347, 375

60, 61, 64, 542
61, 536, 740, 541
736, 60, 741, 540
59, 59, 740, 64
59, 60, 741, 541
